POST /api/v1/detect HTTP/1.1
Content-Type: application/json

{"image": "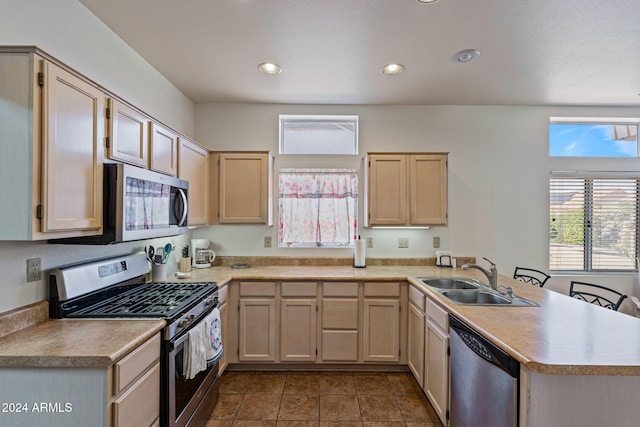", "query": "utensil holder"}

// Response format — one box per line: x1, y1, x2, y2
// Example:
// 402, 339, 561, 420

151, 263, 168, 282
